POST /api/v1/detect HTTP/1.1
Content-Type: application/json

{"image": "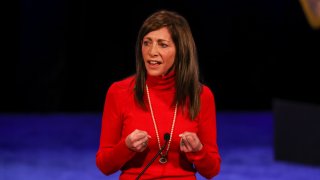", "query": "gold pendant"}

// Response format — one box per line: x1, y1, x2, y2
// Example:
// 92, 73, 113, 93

159, 156, 167, 164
